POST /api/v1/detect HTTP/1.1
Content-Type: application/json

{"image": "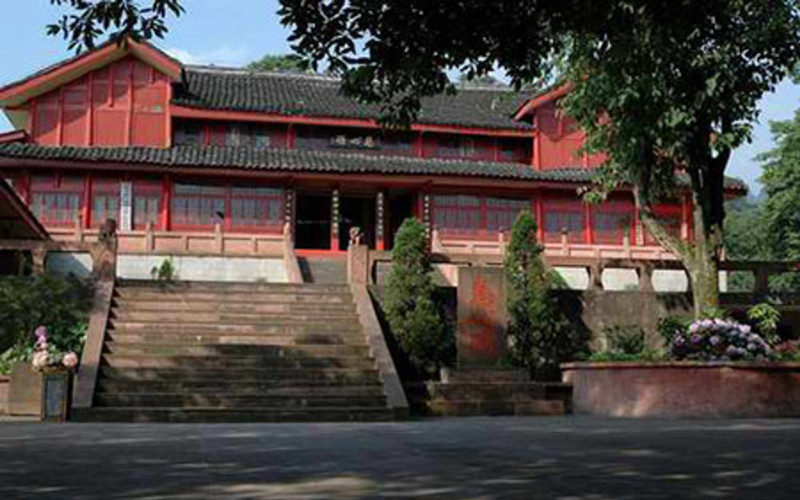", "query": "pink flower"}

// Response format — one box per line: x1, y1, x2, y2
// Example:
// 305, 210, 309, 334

35, 326, 47, 338
62, 352, 79, 369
